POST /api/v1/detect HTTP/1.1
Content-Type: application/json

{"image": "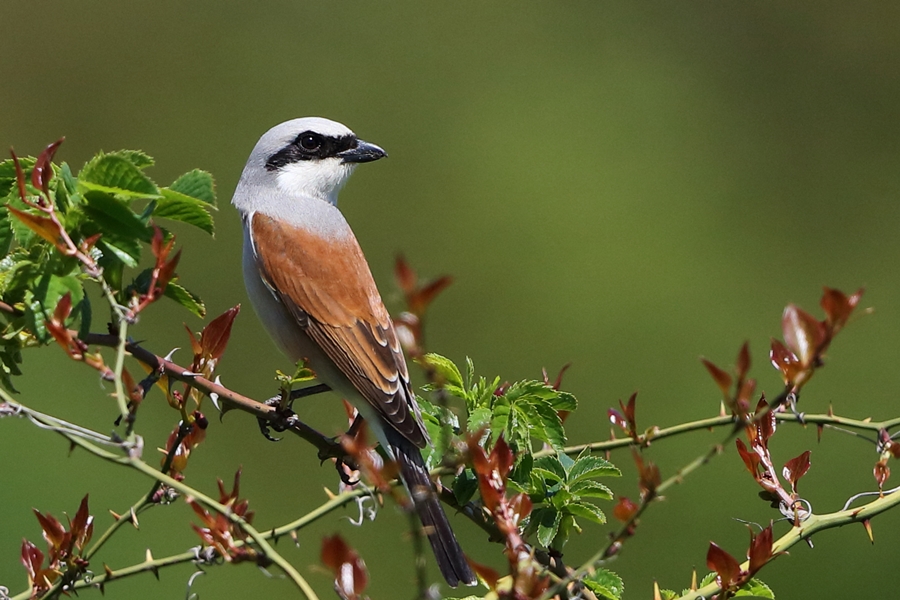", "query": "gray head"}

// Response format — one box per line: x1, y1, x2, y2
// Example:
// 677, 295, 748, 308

233, 117, 386, 209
